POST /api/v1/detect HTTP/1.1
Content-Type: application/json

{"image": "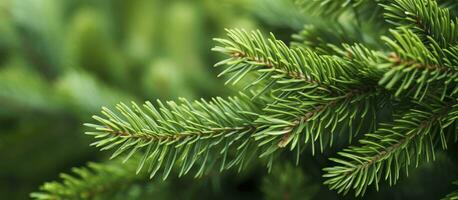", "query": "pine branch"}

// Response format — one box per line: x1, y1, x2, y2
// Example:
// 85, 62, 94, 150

35, 0, 458, 197
379, 28, 458, 99
81, 29, 391, 183
84, 96, 262, 180
334, 43, 387, 81
323, 97, 458, 196
214, 29, 393, 157
79, 24, 458, 198
31, 157, 145, 200
212, 29, 363, 94
383, 0, 458, 47
253, 86, 382, 157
